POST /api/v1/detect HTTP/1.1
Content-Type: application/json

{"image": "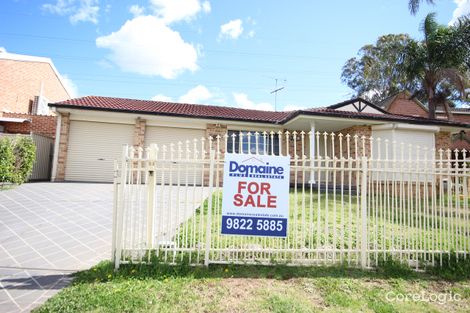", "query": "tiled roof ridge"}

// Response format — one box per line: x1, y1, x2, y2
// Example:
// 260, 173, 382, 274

51, 95, 470, 128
